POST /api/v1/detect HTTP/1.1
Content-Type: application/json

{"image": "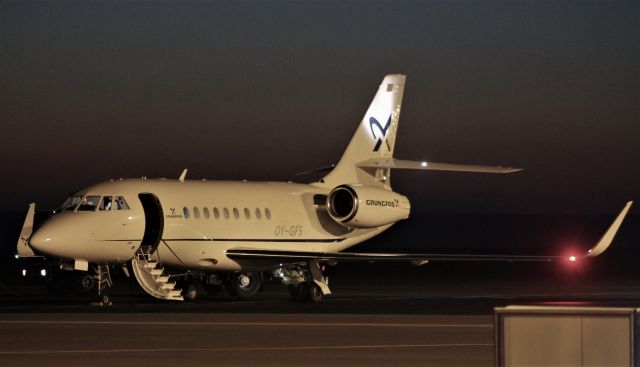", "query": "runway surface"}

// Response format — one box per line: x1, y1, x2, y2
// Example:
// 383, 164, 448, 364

0, 312, 494, 367
1, 262, 640, 366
